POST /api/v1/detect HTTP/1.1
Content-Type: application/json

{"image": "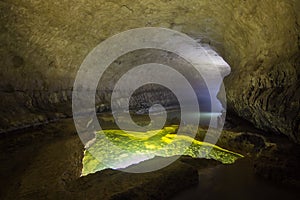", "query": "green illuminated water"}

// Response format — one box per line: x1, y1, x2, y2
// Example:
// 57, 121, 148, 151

82, 126, 243, 176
